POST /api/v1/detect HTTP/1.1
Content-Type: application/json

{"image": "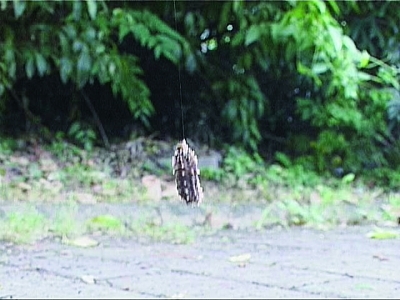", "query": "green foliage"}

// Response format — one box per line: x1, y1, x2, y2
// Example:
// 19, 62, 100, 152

67, 121, 97, 151
215, 75, 265, 150
174, 0, 399, 168
0, 0, 190, 129
363, 167, 400, 191
0, 137, 18, 155
0, 207, 48, 243
275, 1, 398, 170
1, 0, 400, 181
222, 146, 263, 179
51, 202, 83, 237
112, 8, 190, 64
47, 135, 85, 163
265, 164, 322, 188
381, 194, 400, 222
337, 1, 400, 65
87, 214, 125, 233
367, 228, 400, 240
200, 167, 224, 182
205, 146, 322, 190
387, 89, 400, 136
